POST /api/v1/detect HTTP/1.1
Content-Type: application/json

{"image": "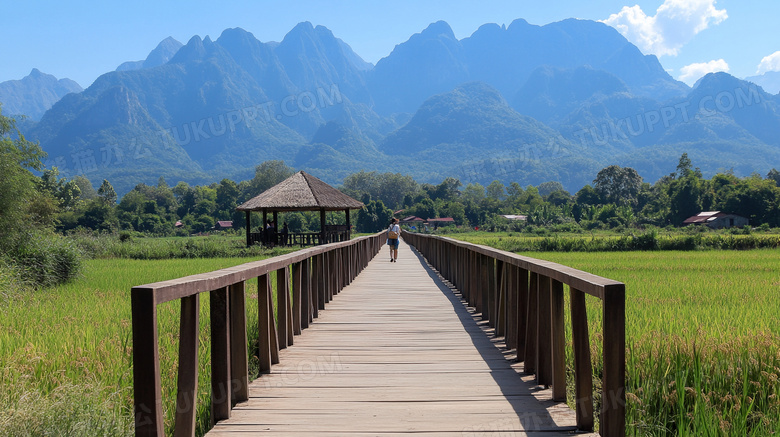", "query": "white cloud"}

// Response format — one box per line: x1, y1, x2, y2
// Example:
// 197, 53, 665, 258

678, 59, 729, 85
757, 51, 780, 74
601, 0, 727, 57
